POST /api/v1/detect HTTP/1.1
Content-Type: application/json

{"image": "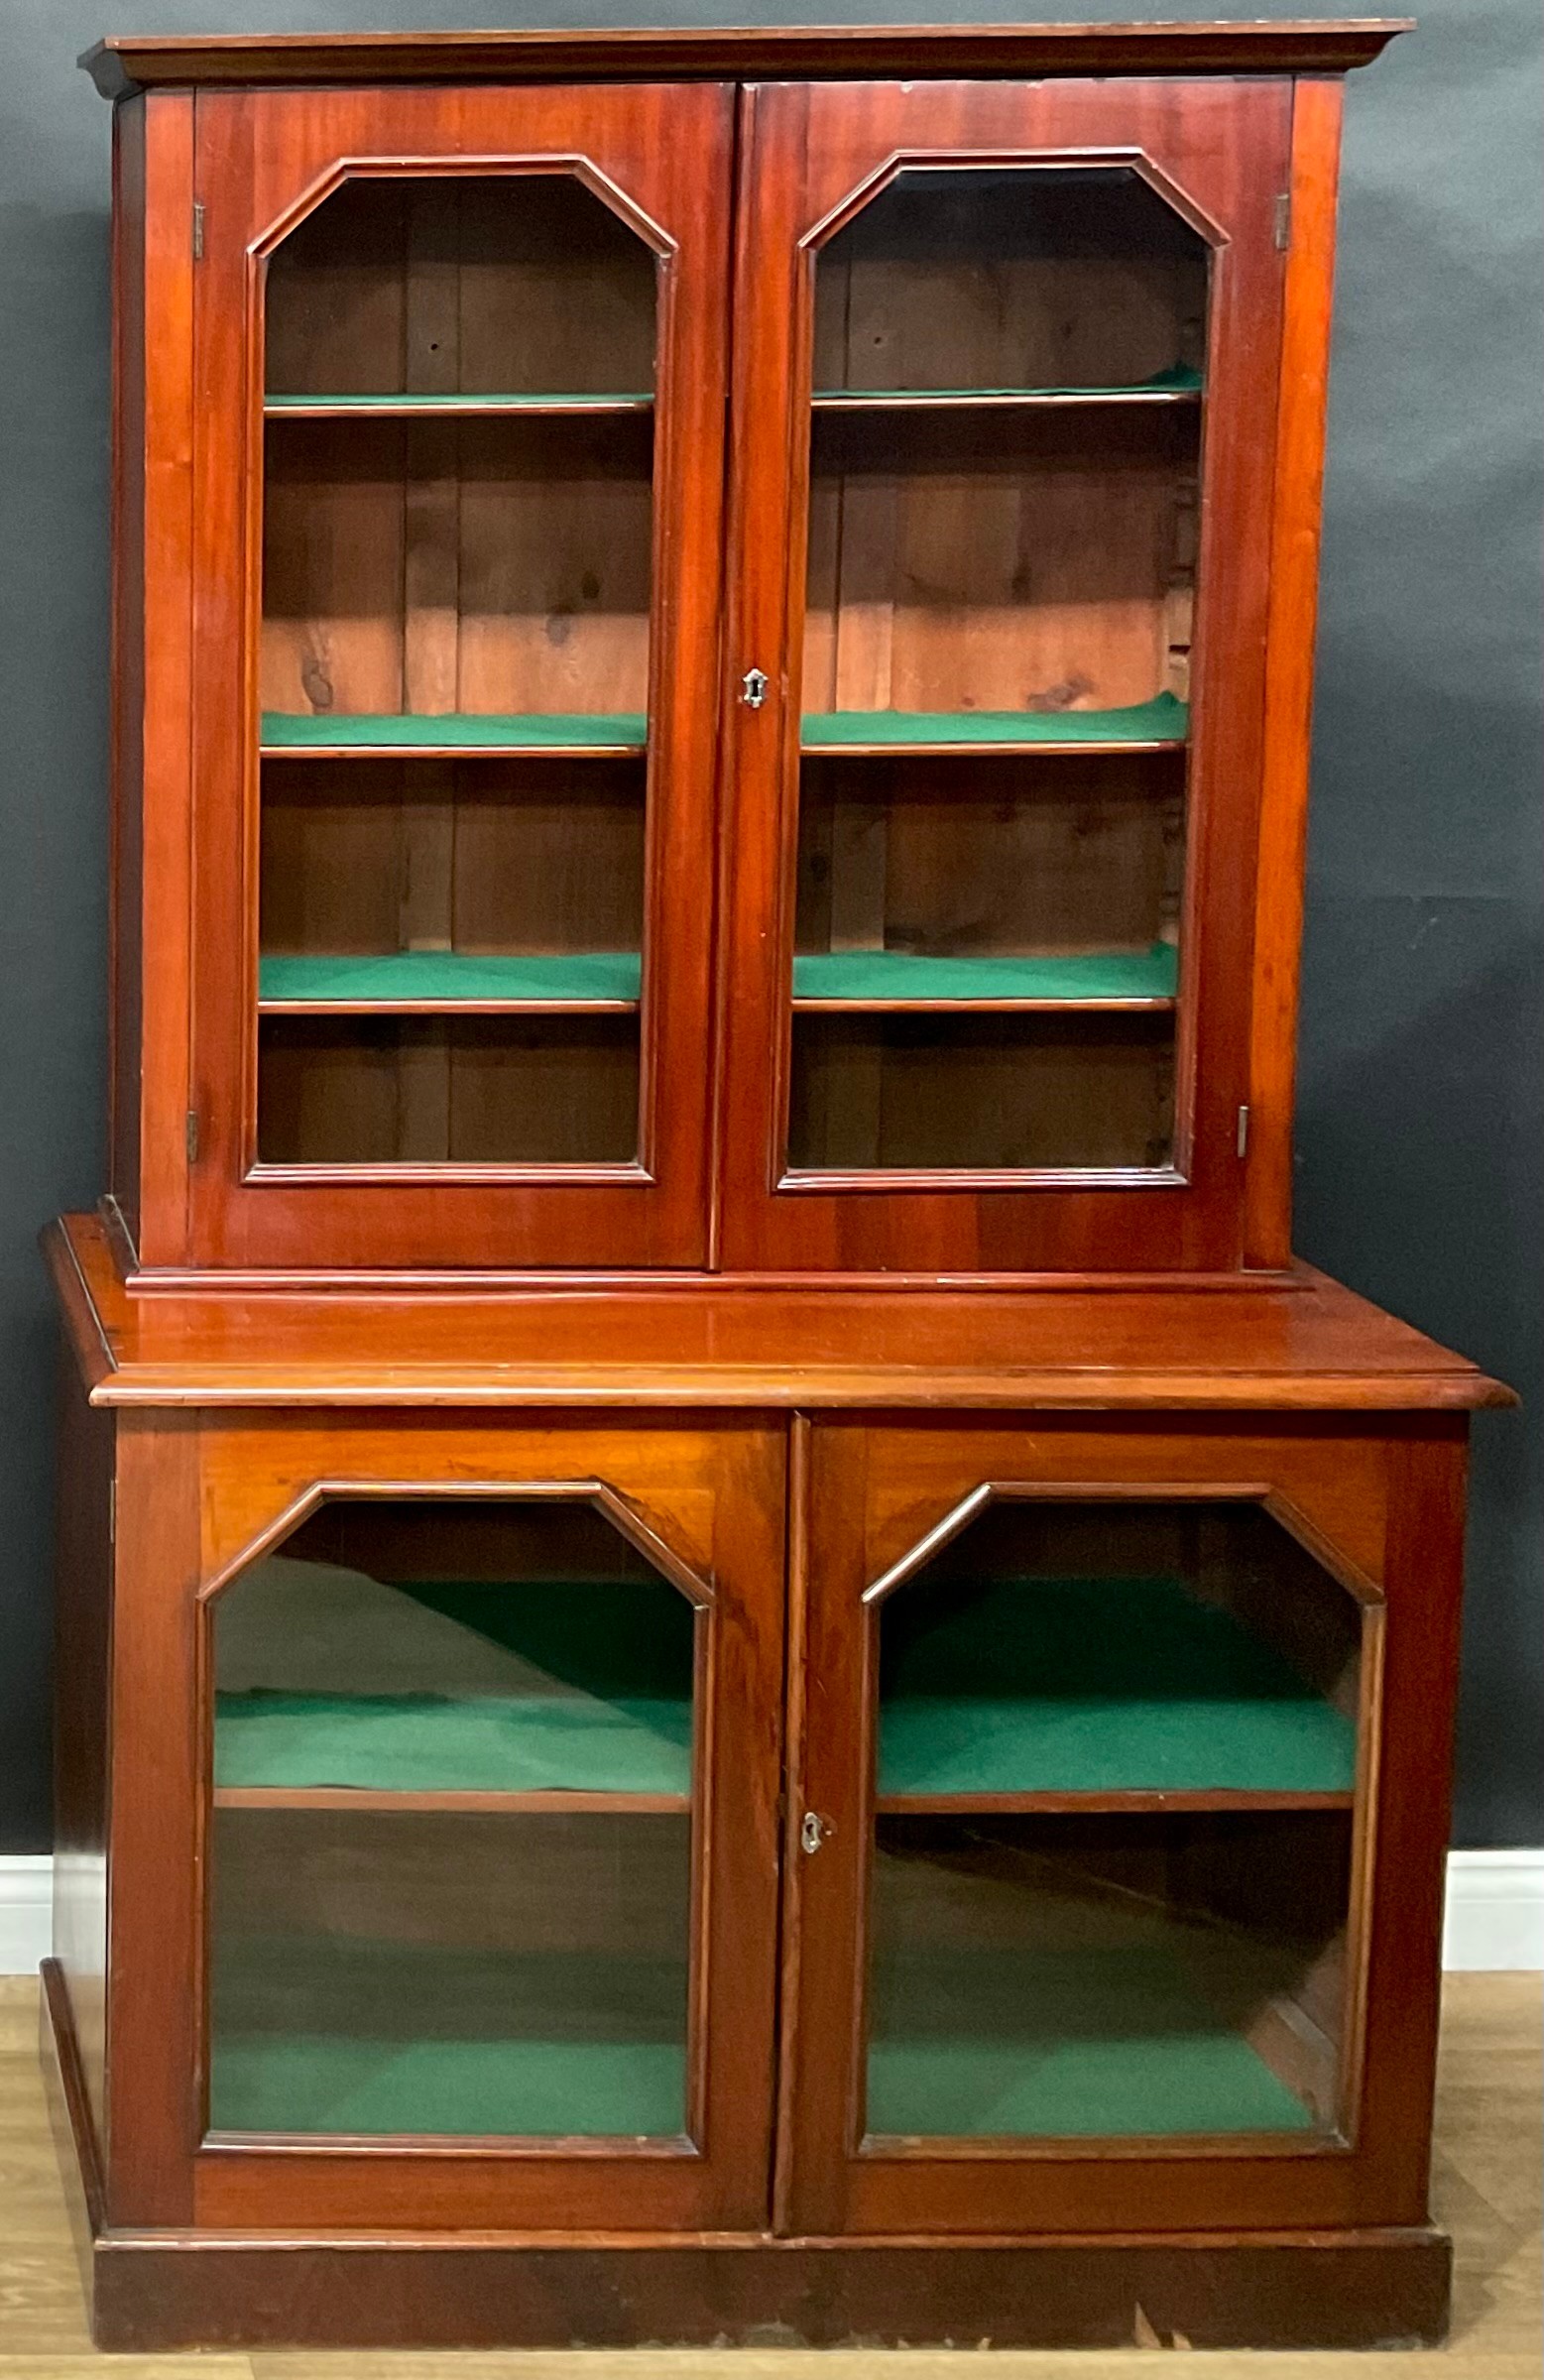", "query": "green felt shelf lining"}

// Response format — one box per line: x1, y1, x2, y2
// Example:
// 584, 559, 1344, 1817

257, 949, 1176, 1009
211, 1934, 1315, 2140
867, 1944, 1316, 2138
266, 392, 653, 410
879, 1576, 1358, 1797
261, 700, 1186, 754
793, 946, 1178, 1005
214, 1568, 1353, 1802
211, 1940, 687, 2137
259, 951, 643, 1007
801, 694, 1188, 748
216, 1577, 694, 1796
215, 1689, 691, 1795
261, 713, 649, 750
816, 364, 1204, 402
263, 370, 1200, 416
